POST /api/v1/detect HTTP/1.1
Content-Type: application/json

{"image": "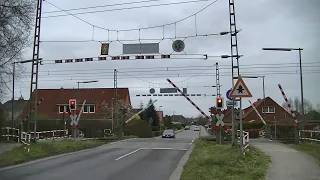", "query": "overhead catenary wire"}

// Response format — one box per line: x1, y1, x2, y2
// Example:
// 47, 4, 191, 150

42, 0, 177, 14
43, 0, 219, 32
19, 62, 320, 75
